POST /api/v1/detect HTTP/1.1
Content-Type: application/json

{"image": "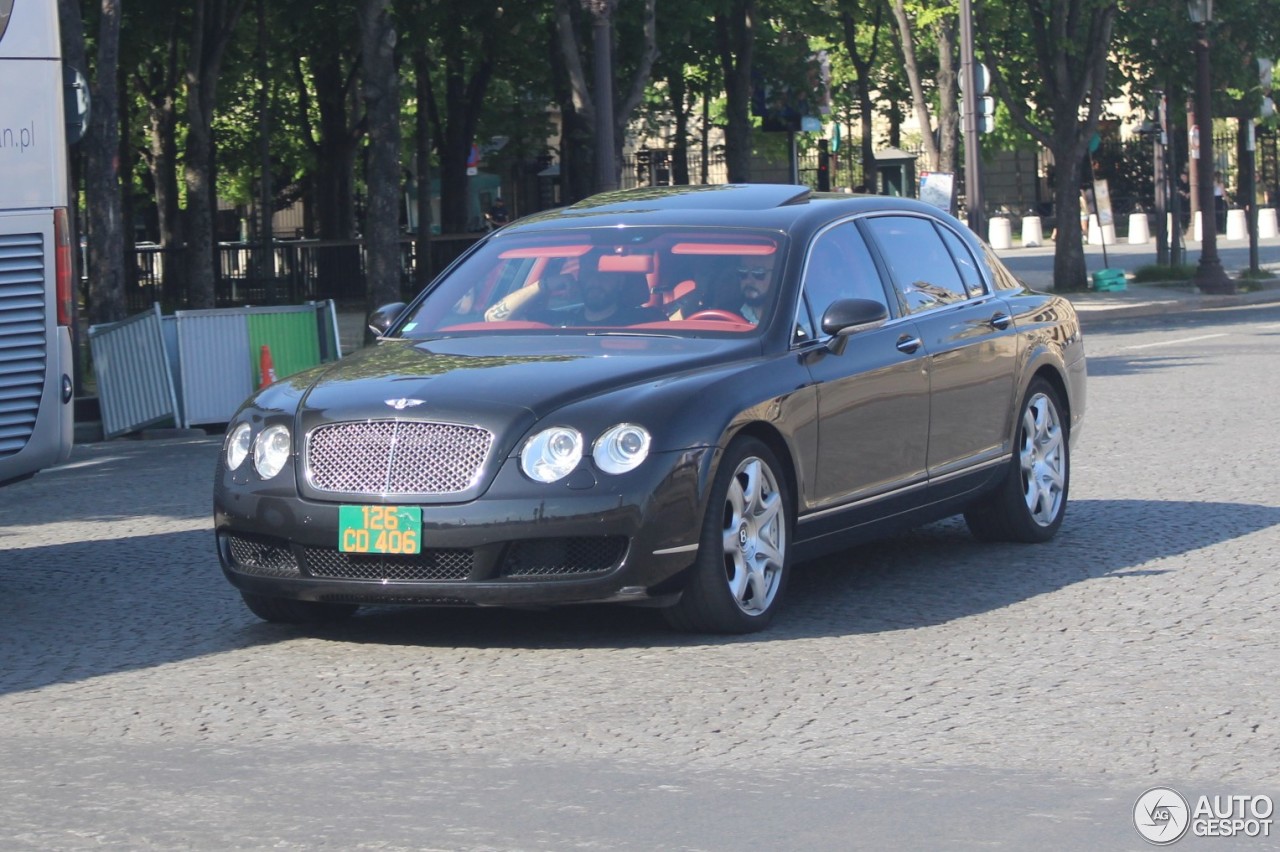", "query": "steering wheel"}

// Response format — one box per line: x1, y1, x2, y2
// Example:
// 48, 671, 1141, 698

685, 309, 747, 323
